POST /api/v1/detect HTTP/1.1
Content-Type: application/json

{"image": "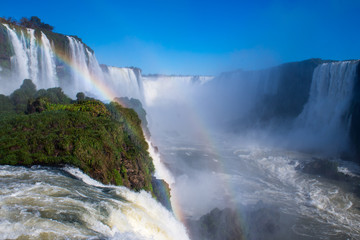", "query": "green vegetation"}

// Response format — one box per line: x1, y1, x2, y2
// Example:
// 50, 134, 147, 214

0, 80, 155, 193
5, 79, 71, 113
115, 97, 151, 138
0, 16, 54, 31
0, 94, 14, 113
